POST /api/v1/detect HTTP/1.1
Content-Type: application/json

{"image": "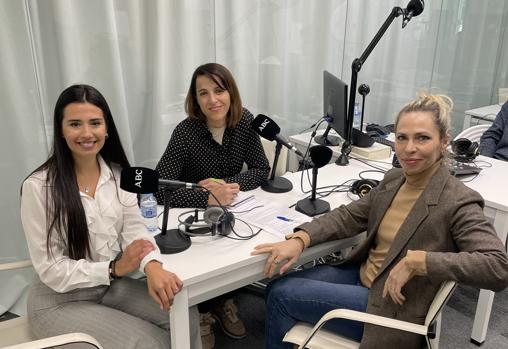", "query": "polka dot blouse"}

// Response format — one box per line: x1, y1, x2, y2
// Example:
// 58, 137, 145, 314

155, 108, 270, 208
